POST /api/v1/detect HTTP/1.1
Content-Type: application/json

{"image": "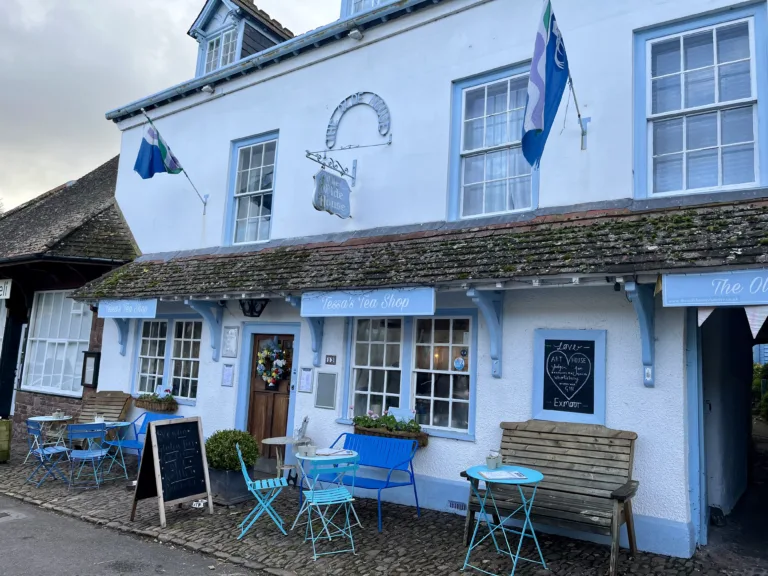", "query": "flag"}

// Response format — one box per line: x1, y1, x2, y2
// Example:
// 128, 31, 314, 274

522, 0, 570, 167
134, 122, 183, 180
